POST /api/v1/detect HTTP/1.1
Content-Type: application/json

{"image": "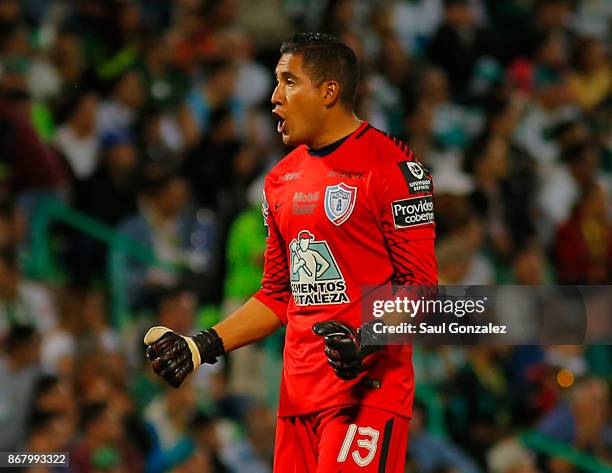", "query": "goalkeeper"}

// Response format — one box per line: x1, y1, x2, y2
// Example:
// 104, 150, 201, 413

145, 32, 437, 472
